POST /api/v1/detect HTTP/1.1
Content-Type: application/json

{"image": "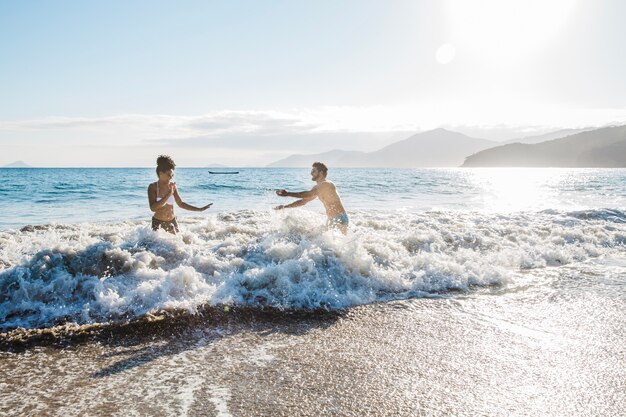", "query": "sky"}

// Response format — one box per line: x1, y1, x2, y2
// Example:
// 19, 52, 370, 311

1, 0, 625, 167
